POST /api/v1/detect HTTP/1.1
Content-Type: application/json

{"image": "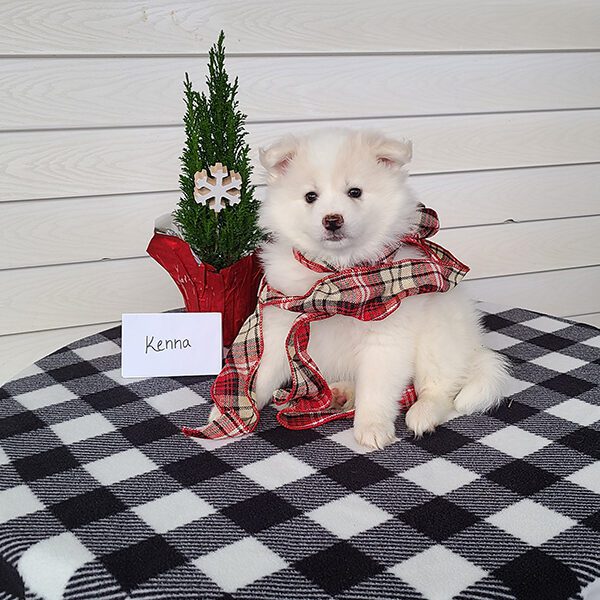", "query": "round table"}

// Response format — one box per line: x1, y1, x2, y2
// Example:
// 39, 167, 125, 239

1, 305, 599, 600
